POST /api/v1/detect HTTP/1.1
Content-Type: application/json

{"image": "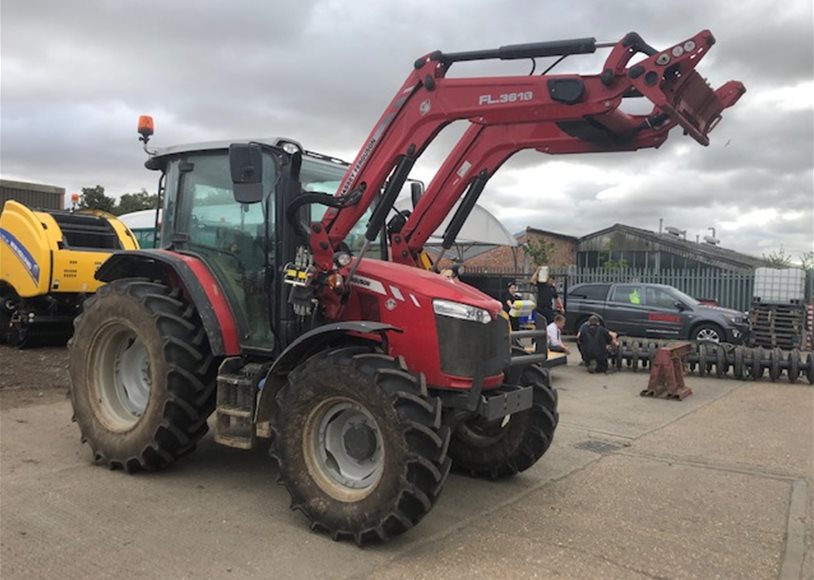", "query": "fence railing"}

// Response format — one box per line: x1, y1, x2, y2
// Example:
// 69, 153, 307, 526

569, 267, 755, 312
461, 266, 757, 312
